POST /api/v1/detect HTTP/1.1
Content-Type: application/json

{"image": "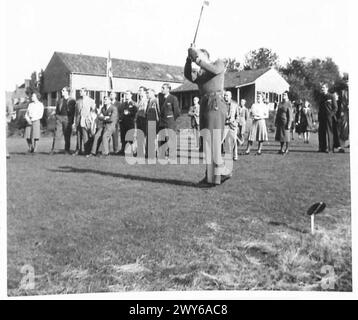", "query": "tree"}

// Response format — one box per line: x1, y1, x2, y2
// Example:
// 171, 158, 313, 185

224, 57, 241, 72
280, 57, 342, 111
38, 69, 45, 97
25, 71, 39, 96
243, 48, 279, 70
